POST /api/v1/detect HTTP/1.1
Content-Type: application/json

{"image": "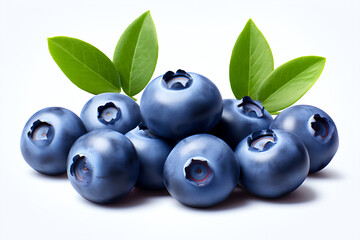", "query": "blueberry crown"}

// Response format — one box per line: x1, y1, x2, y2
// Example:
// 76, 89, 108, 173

247, 129, 277, 151
310, 114, 334, 141
163, 69, 193, 89
28, 119, 55, 146
237, 96, 265, 118
97, 102, 121, 124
